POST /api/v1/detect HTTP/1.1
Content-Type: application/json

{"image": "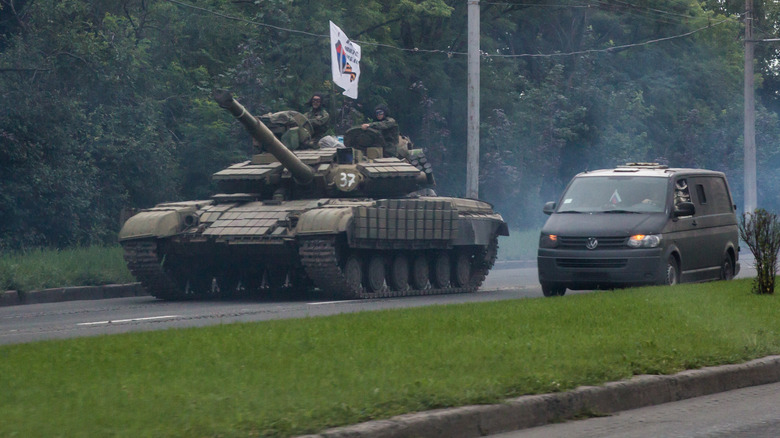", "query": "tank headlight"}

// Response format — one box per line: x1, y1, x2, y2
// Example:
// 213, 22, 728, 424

539, 233, 559, 248
627, 234, 661, 248
183, 213, 199, 228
